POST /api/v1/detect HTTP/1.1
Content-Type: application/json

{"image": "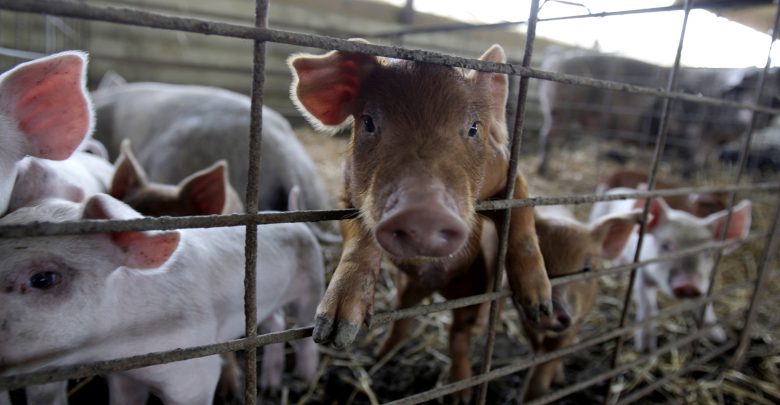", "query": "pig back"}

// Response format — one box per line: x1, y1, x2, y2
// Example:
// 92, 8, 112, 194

539, 52, 667, 136
92, 83, 330, 212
